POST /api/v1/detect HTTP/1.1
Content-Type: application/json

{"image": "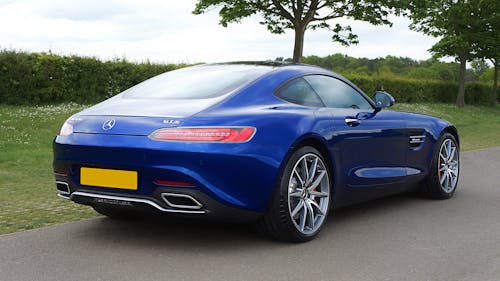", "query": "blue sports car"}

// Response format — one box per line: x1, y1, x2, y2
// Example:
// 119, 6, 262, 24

53, 62, 460, 242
